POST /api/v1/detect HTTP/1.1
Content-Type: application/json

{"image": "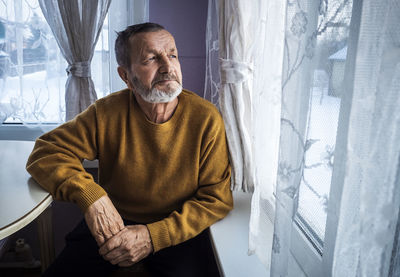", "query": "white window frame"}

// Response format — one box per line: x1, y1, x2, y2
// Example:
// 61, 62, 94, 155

0, 0, 149, 141
291, 222, 323, 276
